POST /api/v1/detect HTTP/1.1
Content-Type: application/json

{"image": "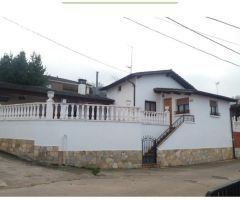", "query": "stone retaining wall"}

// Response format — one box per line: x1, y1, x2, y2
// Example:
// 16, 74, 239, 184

157, 147, 233, 167
0, 138, 142, 168
0, 138, 234, 168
